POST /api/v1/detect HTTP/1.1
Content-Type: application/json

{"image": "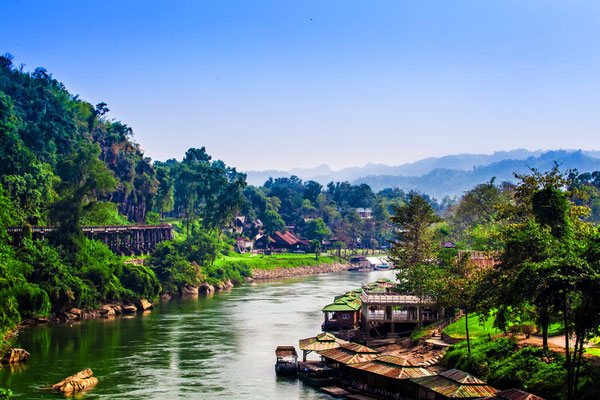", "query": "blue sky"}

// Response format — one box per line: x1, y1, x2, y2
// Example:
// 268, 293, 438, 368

1, 0, 599, 170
